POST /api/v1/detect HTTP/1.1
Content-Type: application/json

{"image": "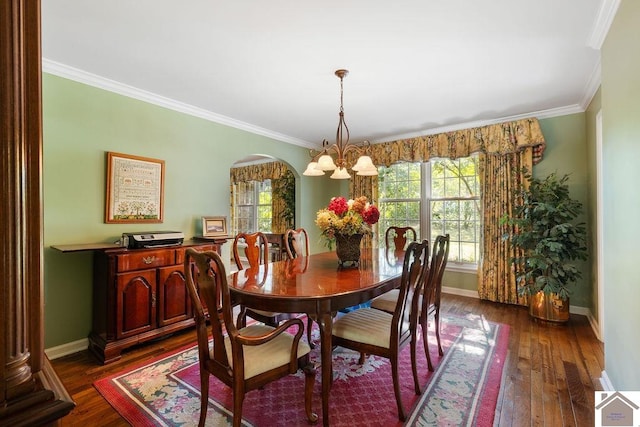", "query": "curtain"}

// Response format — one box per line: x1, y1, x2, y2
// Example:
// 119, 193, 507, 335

350, 175, 378, 248
352, 117, 545, 166
353, 117, 545, 304
271, 169, 295, 233
230, 161, 292, 234
230, 161, 290, 183
477, 150, 532, 305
